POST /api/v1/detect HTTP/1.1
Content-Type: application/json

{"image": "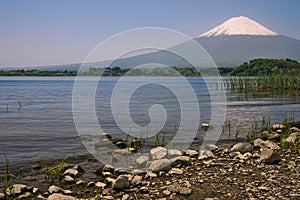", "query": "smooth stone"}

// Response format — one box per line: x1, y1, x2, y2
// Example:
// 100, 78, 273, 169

96, 182, 107, 188
184, 149, 199, 157
150, 146, 168, 159
122, 194, 130, 200
112, 175, 129, 190
168, 149, 182, 157
259, 148, 281, 164
162, 190, 171, 196
48, 193, 76, 200
63, 175, 75, 183
63, 168, 78, 177
48, 185, 62, 194
171, 156, 191, 166
168, 168, 184, 175
146, 159, 172, 172
231, 142, 253, 153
